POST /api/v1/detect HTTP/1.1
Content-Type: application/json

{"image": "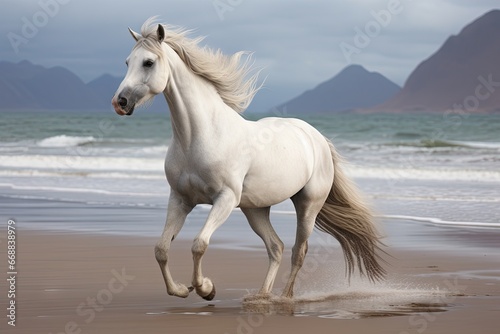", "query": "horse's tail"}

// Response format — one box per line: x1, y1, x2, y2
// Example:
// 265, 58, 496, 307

315, 139, 386, 282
